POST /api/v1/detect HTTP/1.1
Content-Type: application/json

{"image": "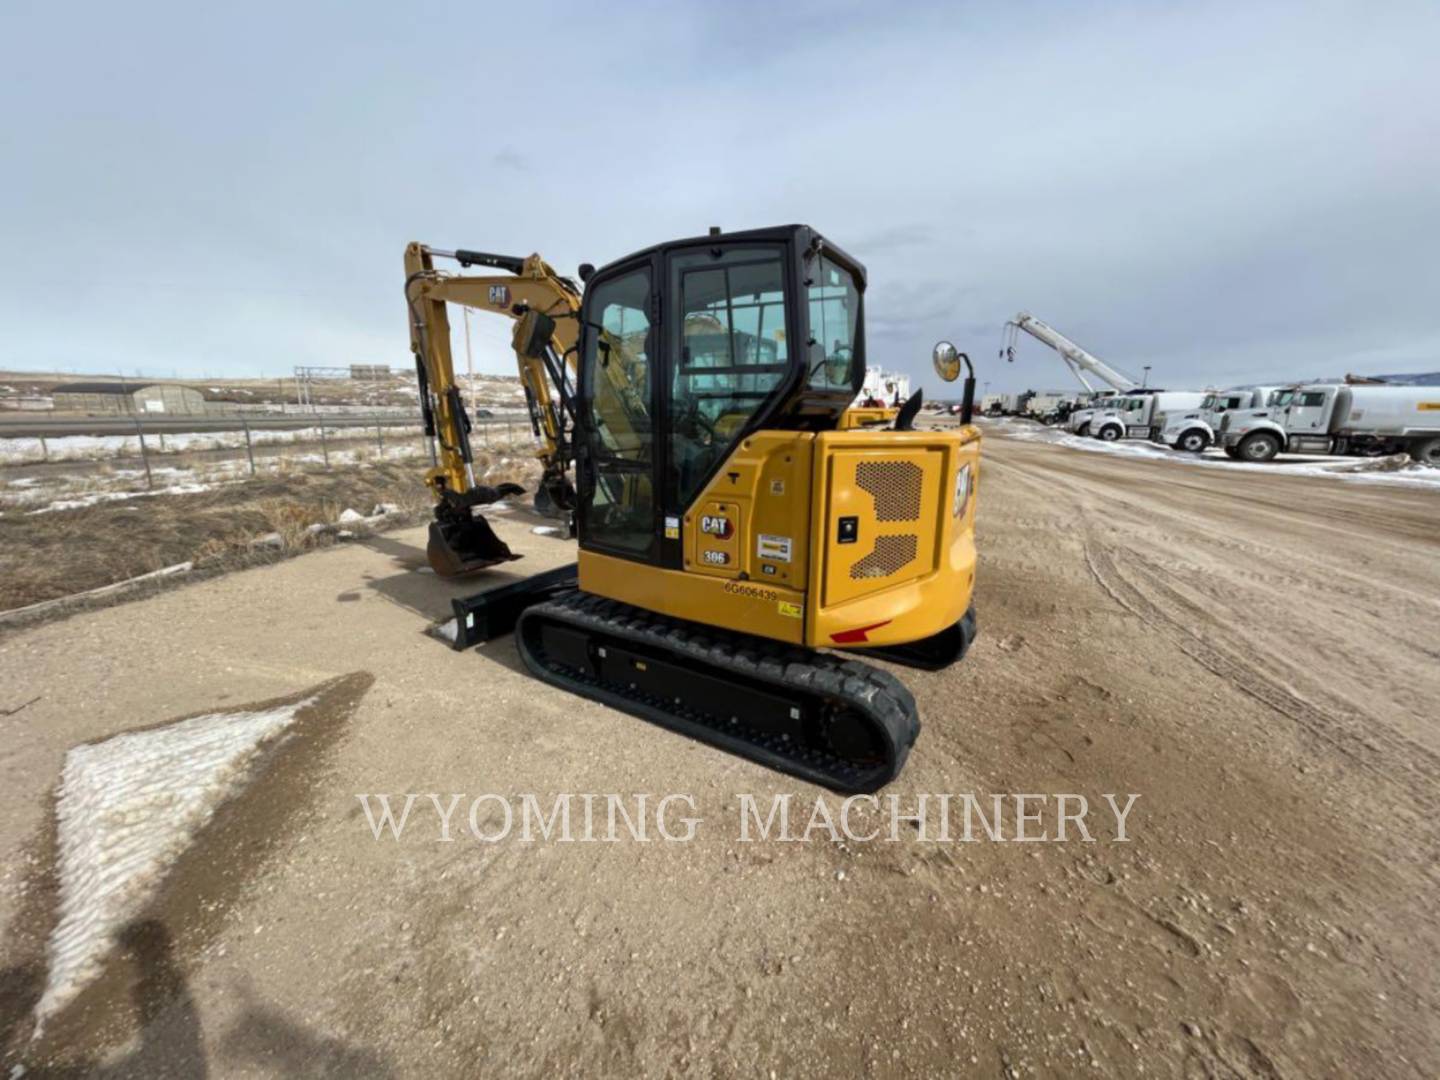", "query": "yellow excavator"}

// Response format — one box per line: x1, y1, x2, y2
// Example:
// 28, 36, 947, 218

405, 225, 981, 791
